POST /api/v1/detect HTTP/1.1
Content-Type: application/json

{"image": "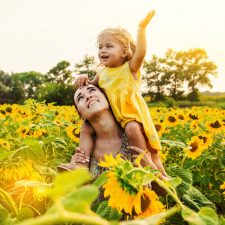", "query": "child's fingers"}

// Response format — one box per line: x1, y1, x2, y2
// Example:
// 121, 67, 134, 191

139, 10, 156, 28
129, 146, 145, 154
